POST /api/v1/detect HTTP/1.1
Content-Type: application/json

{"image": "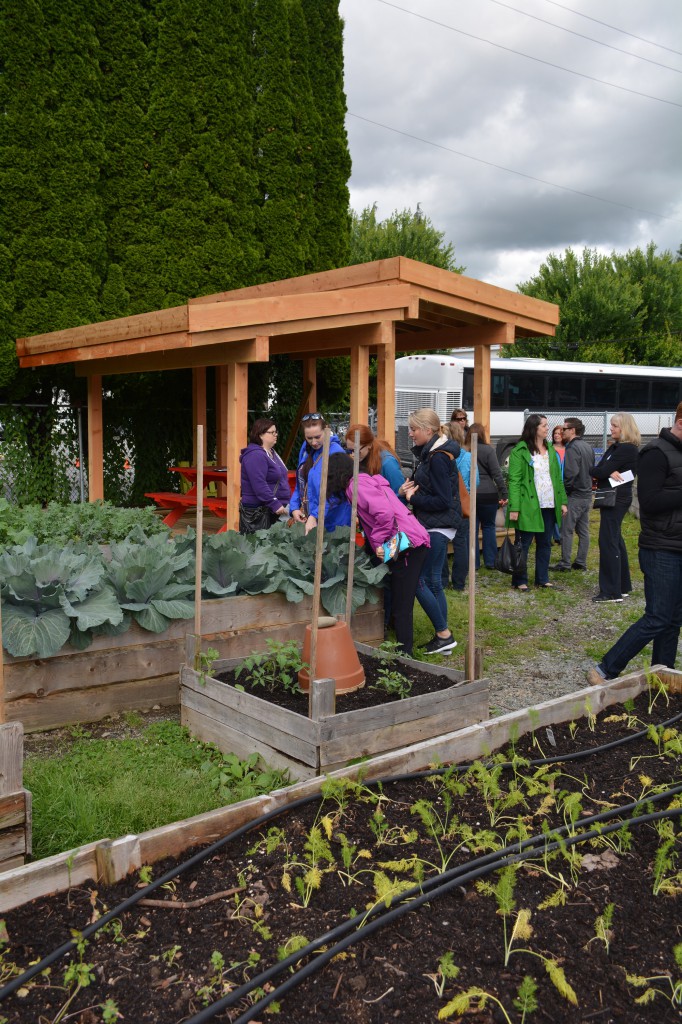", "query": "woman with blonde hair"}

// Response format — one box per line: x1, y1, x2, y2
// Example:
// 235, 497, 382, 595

398, 408, 461, 654
344, 423, 404, 495
592, 412, 640, 603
